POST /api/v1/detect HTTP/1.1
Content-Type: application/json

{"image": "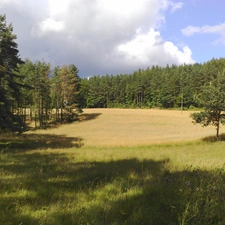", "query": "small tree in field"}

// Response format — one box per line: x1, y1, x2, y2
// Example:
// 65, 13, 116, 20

191, 71, 225, 140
